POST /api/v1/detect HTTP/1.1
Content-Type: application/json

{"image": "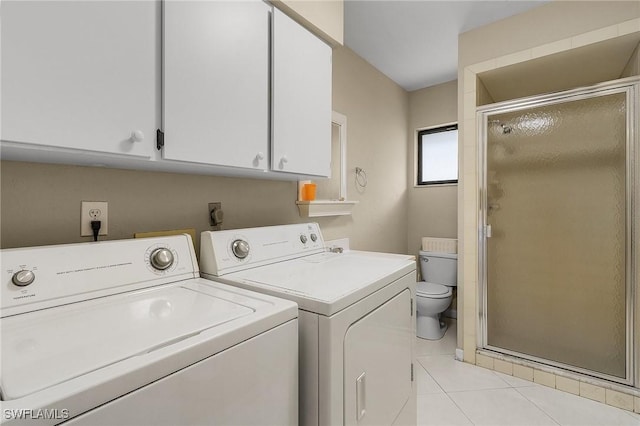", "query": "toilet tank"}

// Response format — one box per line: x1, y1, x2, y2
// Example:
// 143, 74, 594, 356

419, 251, 457, 287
